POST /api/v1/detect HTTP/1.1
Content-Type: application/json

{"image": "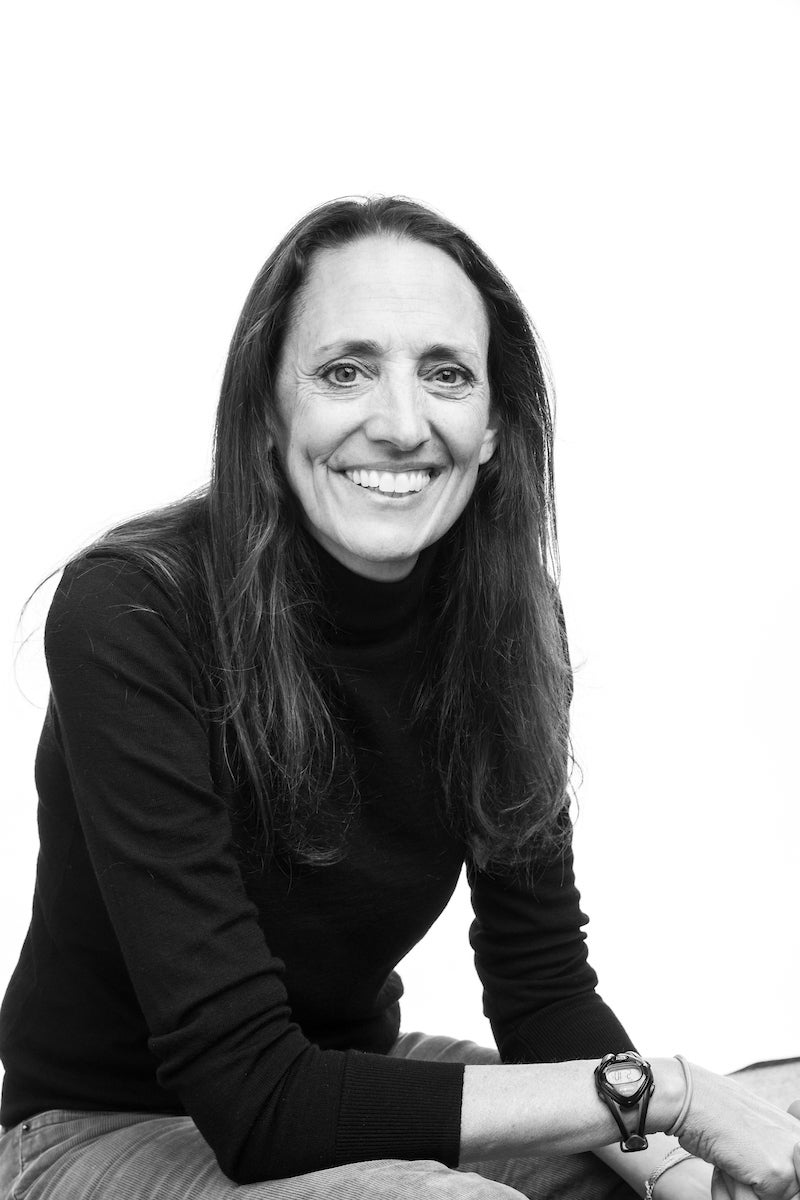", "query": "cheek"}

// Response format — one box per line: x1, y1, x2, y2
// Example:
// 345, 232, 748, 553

447, 409, 493, 467
279, 393, 338, 463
